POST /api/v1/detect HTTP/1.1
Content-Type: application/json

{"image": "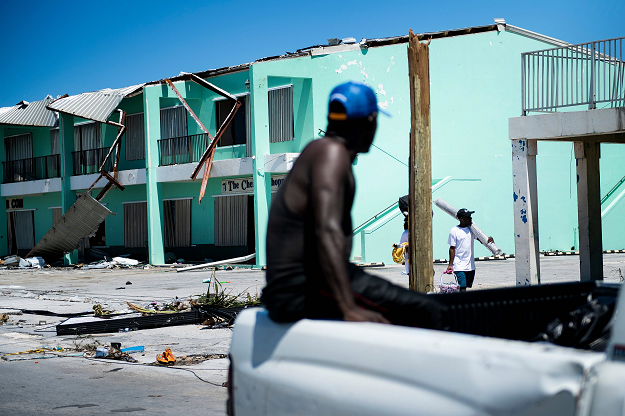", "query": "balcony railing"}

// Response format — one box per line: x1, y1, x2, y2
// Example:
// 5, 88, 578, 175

72, 147, 113, 176
2, 155, 61, 184
522, 36, 625, 115
158, 133, 209, 166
